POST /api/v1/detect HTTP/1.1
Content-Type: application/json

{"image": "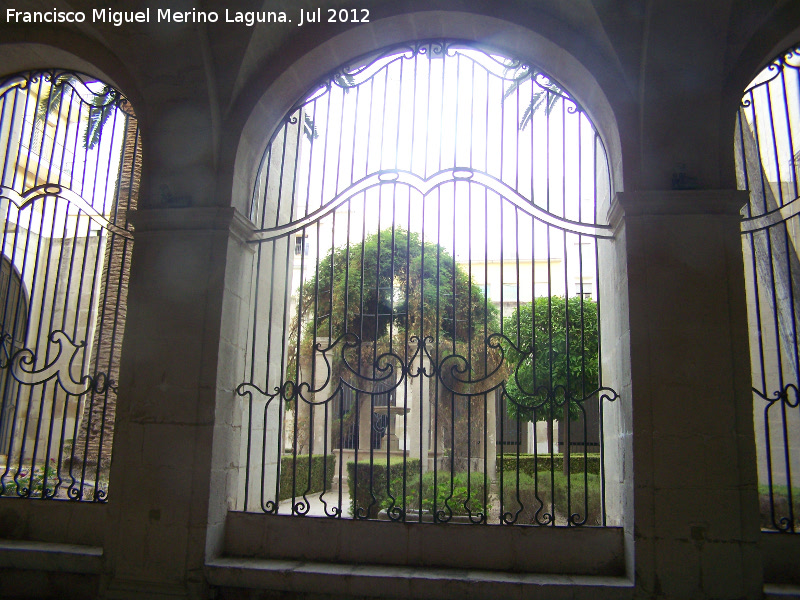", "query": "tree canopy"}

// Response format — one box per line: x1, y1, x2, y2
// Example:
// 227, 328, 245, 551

501, 296, 599, 423
292, 228, 499, 377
